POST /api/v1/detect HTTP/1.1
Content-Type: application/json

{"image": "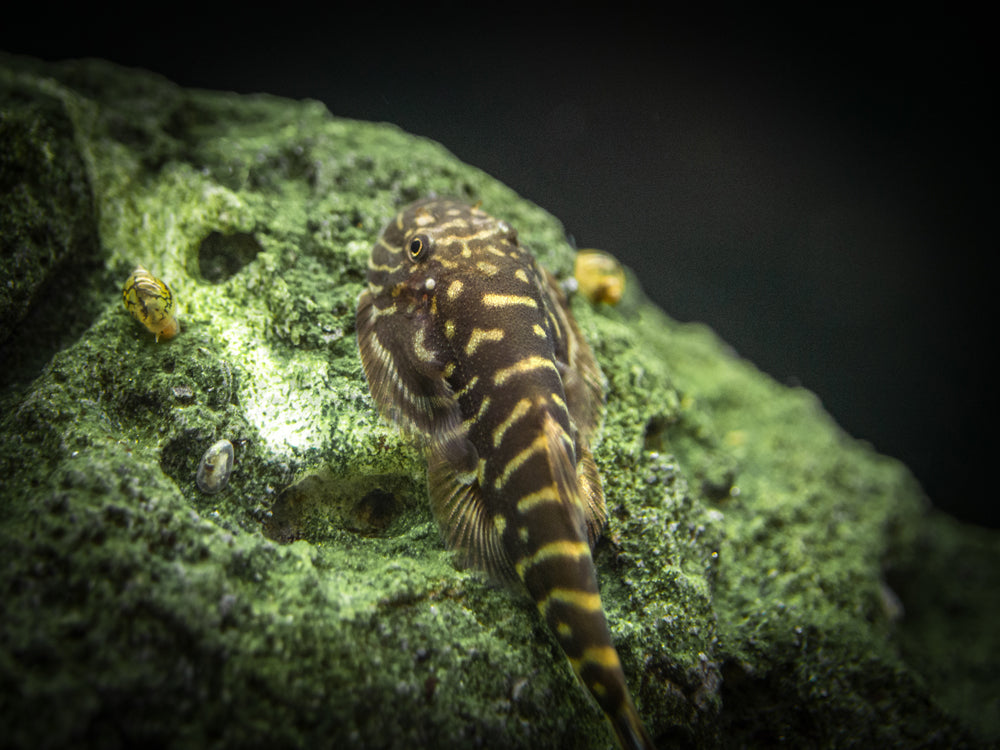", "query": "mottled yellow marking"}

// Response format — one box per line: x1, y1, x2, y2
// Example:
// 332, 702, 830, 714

467, 395, 491, 426
455, 375, 479, 398
377, 238, 402, 254
444, 320, 456, 339
493, 356, 558, 386
446, 279, 464, 300
550, 393, 567, 414
590, 681, 608, 697
493, 514, 507, 537
367, 303, 400, 322
413, 327, 435, 362
571, 646, 621, 671
515, 540, 590, 578
367, 260, 399, 273
518, 526, 530, 543
476, 261, 499, 276
482, 292, 537, 309
515, 484, 561, 514
515, 269, 530, 283
532, 323, 547, 338
436, 218, 474, 233
495, 434, 548, 489
539, 588, 603, 618
461, 226, 499, 243
546, 307, 560, 335
492, 398, 532, 448
465, 327, 505, 356
443, 362, 456, 378
556, 622, 573, 639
